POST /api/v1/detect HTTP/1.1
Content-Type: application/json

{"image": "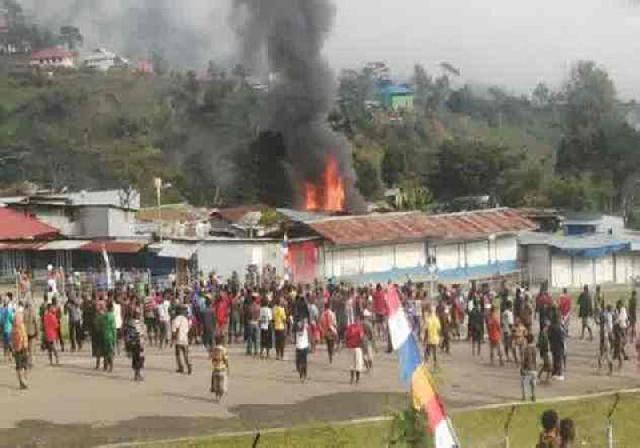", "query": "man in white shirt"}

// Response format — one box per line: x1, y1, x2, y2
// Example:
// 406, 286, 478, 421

172, 306, 192, 375
114, 300, 123, 354
157, 297, 171, 349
